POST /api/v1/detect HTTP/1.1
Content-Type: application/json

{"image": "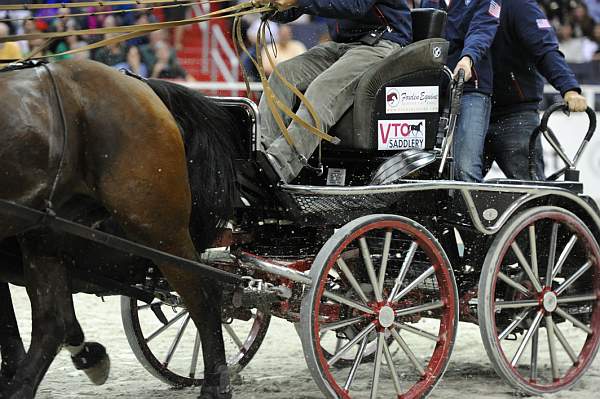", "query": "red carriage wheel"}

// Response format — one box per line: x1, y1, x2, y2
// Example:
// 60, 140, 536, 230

479, 206, 600, 395
300, 214, 458, 398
